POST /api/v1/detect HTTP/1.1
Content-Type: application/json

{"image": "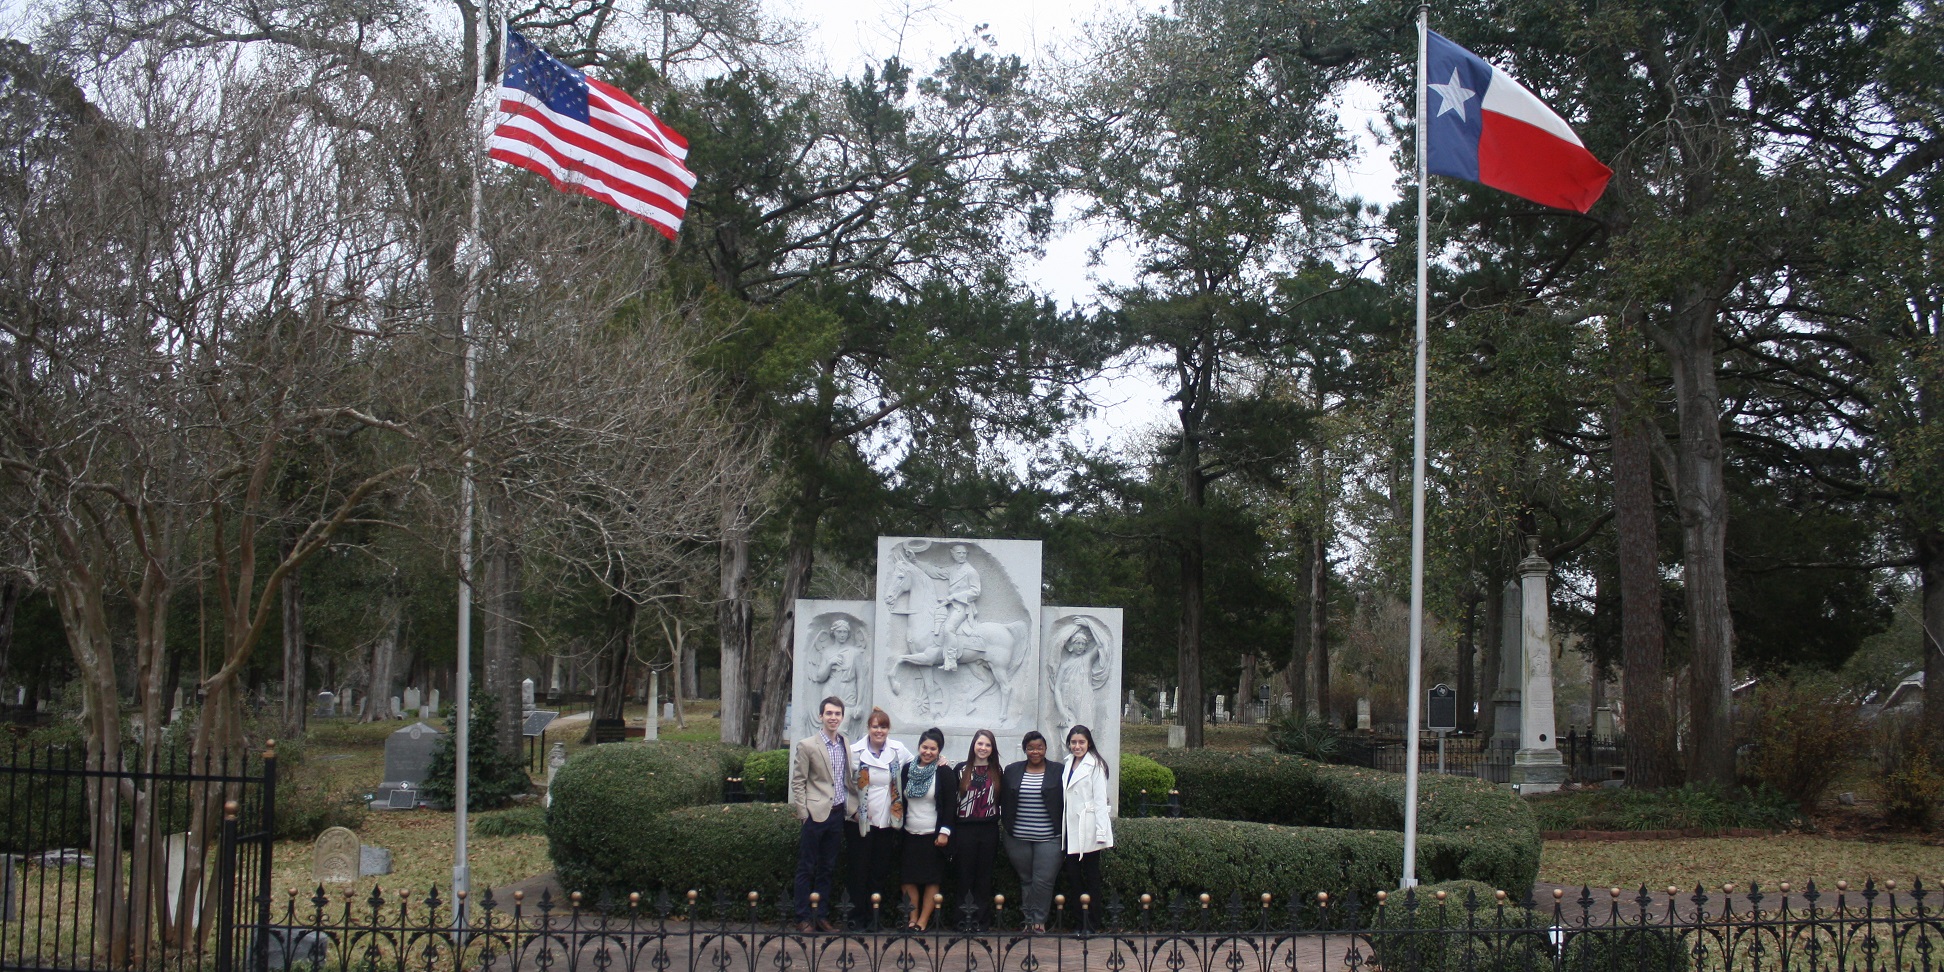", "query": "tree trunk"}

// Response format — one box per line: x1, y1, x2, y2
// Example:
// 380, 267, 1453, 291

1284, 532, 1311, 715
585, 589, 635, 742
0, 577, 18, 700
362, 586, 403, 722
667, 615, 689, 729
480, 504, 524, 758
1177, 415, 1207, 749
1920, 531, 1944, 748
1478, 565, 1505, 739
1456, 584, 1478, 733
1658, 301, 1737, 786
279, 529, 306, 738
1615, 380, 1678, 787
1308, 532, 1330, 723
718, 498, 755, 745
1235, 653, 1256, 725
756, 515, 816, 750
